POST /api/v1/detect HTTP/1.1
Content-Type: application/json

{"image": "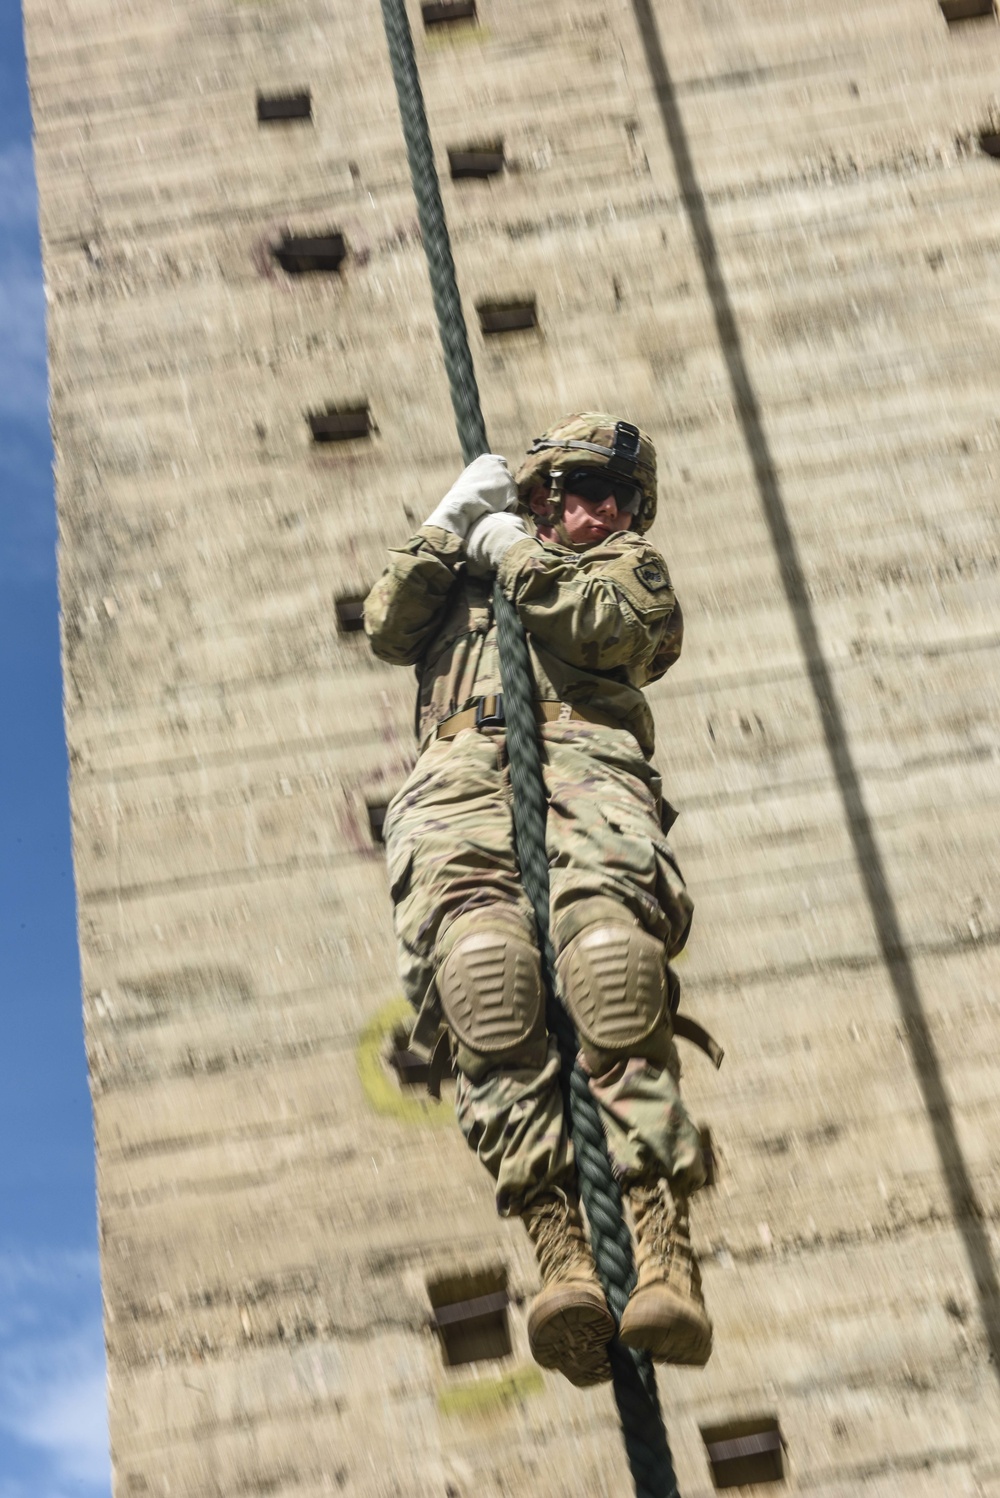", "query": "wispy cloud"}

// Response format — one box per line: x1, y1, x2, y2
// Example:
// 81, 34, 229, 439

0, 1248, 109, 1498
2, 1331, 109, 1488
0, 1247, 97, 1298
